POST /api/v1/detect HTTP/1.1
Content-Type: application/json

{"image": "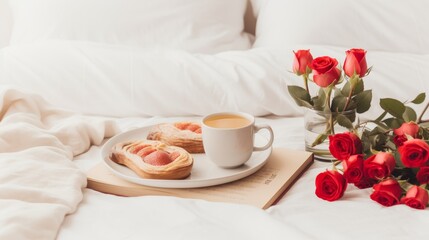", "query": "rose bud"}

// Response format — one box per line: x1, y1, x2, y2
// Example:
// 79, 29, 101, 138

293, 50, 313, 75
311, 56, 341, 87
329, 132, 362, 161
343, 48, 368, 78
363, 152, 396, 180
393, 122, 420, 138
401, 185, 429, 210
398, 139, 429, 168
342, 155, 364, 184
370, 179, 403, 207
315, 170, 347, 201
416, 166, 429, 185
